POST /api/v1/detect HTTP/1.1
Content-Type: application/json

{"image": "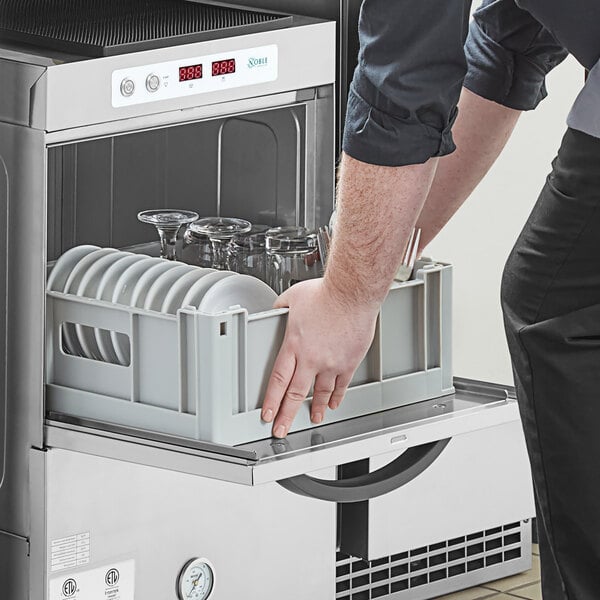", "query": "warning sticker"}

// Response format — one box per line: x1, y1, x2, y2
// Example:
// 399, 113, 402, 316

49, 559, 135, 600
51, 532, 91, 572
